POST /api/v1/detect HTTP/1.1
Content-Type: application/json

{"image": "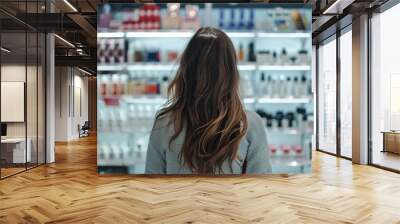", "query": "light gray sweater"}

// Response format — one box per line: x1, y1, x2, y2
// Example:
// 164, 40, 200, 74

145, 110, 271, 174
